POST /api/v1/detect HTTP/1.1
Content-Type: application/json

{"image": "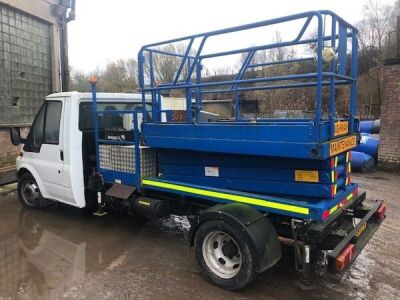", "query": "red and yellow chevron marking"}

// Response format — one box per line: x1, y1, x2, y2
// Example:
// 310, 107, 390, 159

331, 156, 339, 168
331, 184, 338, 197
322, 188, 358, 220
